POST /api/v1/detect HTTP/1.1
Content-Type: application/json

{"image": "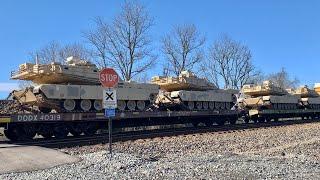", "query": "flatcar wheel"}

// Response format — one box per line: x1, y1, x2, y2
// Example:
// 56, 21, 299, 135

22, 124, 36, 140
93, 100, 103, 111
83, 122, 98, 136
187, 101, 195, 110
192, 122, 199, 127
202, 102, 209, 110
69, 123, 84, 137
53, 124, 69, 139
38, 124, 54, 139
4, 124, 19, 141
63, 99, 76, 111
196, 101, 203, 110
117, 100, 126, 111
80, 100, 92, 111
216, 119, 225, 126
229, 118, 237, 125
136, 100, 146, 111
209, 102, 214, 110
205, 121, 213, 127
4, 129, 16, 141
127, 101, 136, 111
258, 118, 266, 123
244, 118, 250, 124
